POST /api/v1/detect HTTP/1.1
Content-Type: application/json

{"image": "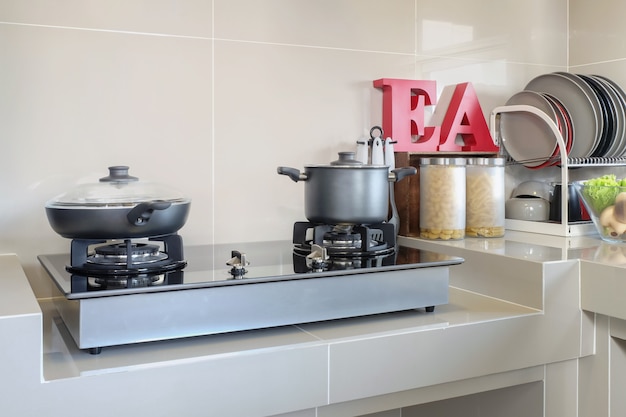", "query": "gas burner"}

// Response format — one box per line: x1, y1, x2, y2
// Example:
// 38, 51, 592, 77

293, 221, 396, 257
294, 242, 394, 258
293, 243, 397, 273
69, 268, 184, 293
322, 225, 363, 249
89, 274, 165, 290
88, 243, 169, 267
66, 234, 187, 276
